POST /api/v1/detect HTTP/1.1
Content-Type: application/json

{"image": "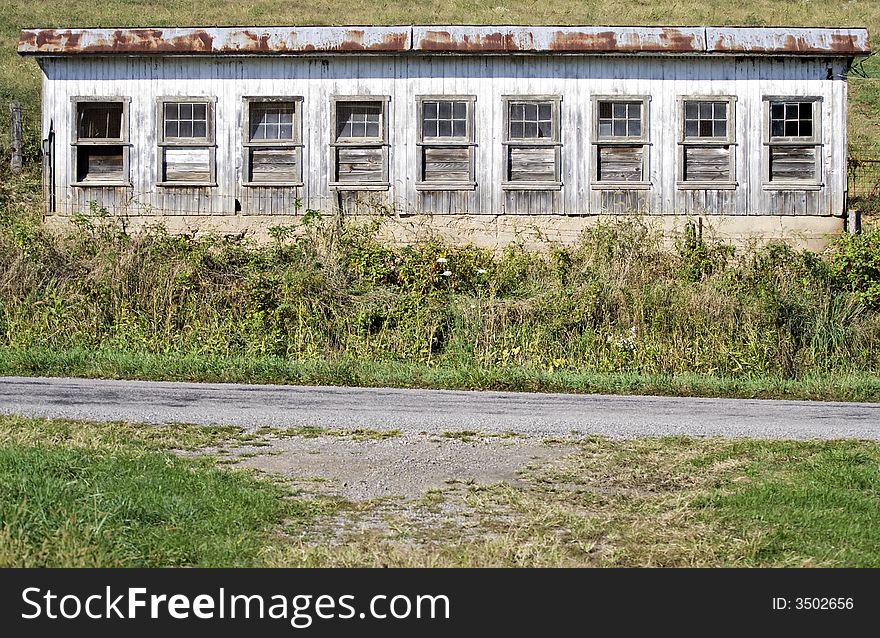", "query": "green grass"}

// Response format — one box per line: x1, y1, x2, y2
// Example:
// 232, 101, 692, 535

3, 346, 880, 402
2, 414, 879, 567
0, 415, 318, 567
